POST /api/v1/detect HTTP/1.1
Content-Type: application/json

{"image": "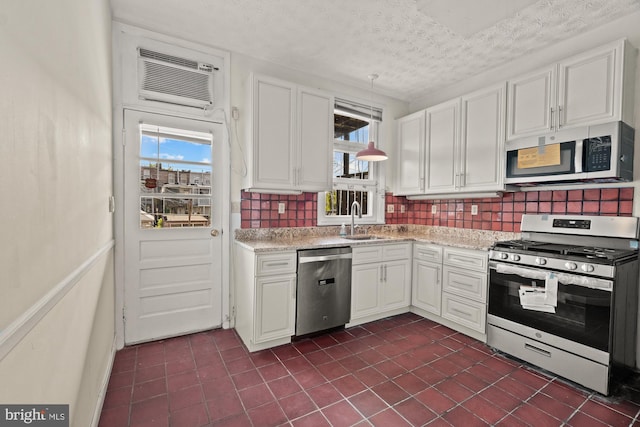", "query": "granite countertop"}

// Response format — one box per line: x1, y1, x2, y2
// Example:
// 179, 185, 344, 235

235, 225, 518, 253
